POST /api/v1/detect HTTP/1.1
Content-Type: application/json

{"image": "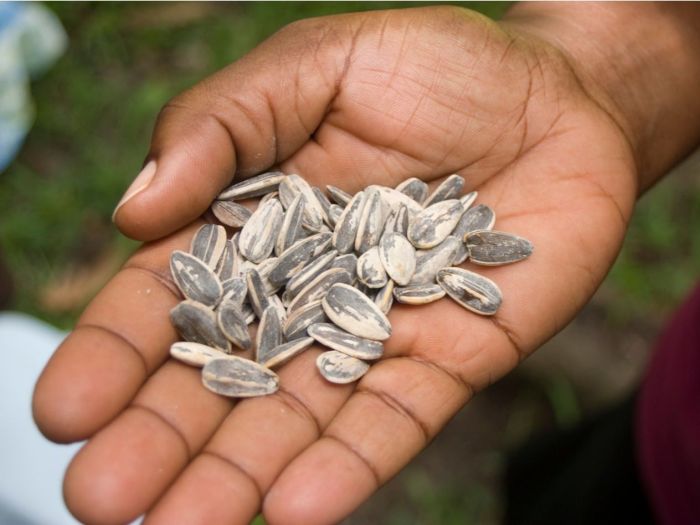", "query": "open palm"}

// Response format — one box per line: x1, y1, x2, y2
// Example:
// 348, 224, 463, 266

33, 7, 638, 524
